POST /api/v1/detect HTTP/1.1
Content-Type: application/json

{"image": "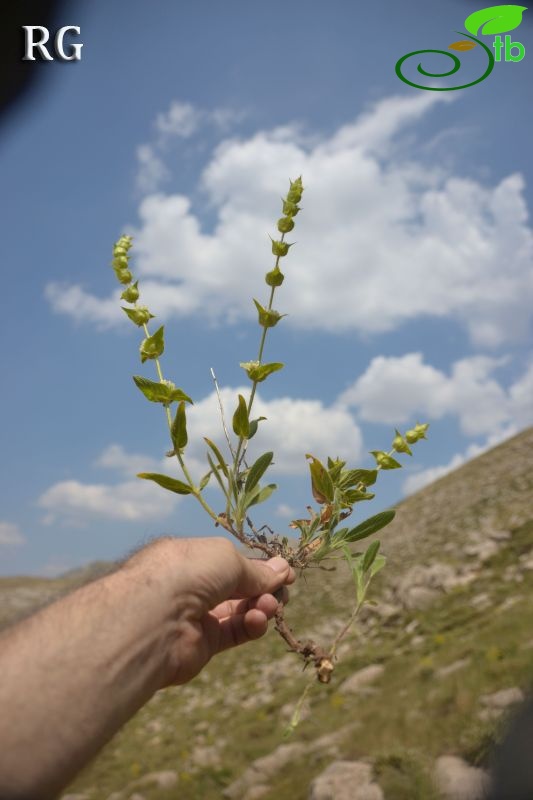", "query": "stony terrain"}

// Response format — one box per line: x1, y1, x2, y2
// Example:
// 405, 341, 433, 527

2, 427, 533, 799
